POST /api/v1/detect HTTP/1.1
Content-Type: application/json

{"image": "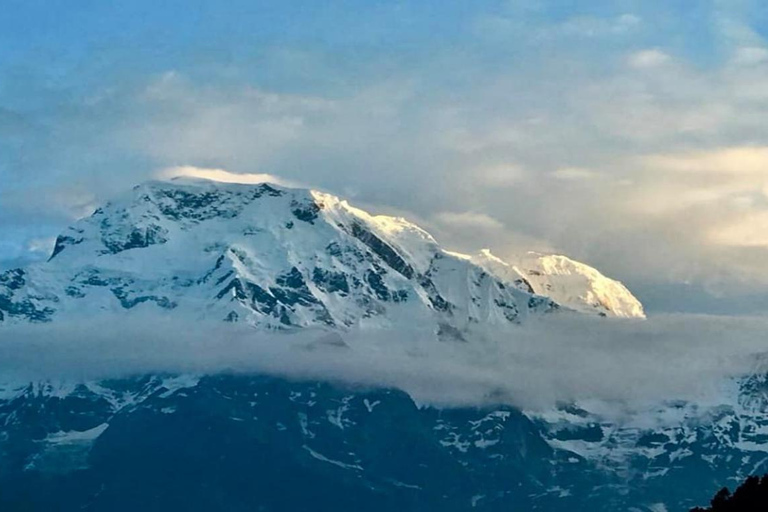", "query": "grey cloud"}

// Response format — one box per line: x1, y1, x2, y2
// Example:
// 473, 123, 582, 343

1, 313, 767, 412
